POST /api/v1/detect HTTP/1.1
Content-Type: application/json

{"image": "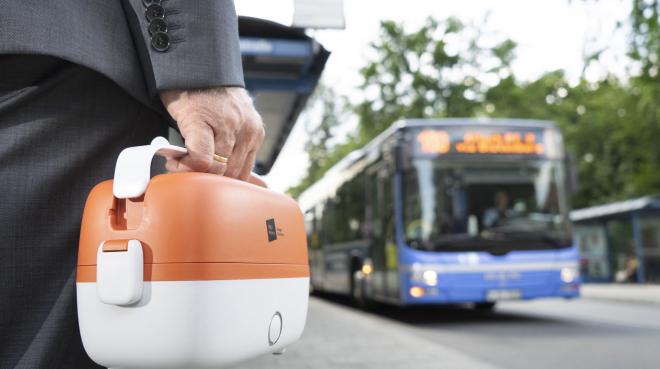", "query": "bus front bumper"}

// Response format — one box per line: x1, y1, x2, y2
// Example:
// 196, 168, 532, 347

401, 271, 581, 305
